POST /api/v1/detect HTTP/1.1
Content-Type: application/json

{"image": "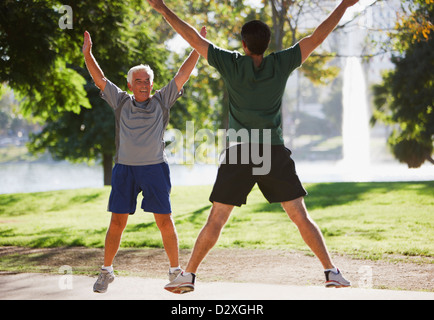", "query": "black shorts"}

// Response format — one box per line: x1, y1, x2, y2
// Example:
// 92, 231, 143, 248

209, 144, 307, 207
